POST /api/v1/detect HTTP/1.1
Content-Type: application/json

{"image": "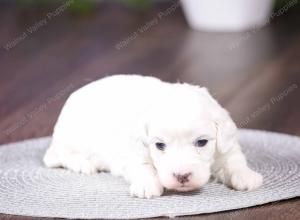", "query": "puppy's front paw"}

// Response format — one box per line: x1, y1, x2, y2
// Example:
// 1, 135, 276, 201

230, 169, 263, 191
130, 177, 163, 199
